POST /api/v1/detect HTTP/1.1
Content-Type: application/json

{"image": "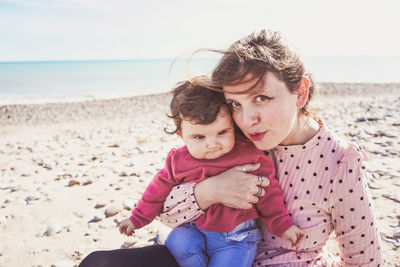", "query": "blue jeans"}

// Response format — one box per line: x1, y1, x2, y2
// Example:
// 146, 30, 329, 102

165, 220, 261, 267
